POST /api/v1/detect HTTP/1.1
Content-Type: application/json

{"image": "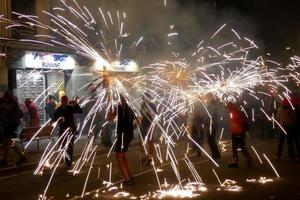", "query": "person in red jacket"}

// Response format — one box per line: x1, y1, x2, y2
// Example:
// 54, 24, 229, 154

226, 102, 252, 167
25, 98, 40, 127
